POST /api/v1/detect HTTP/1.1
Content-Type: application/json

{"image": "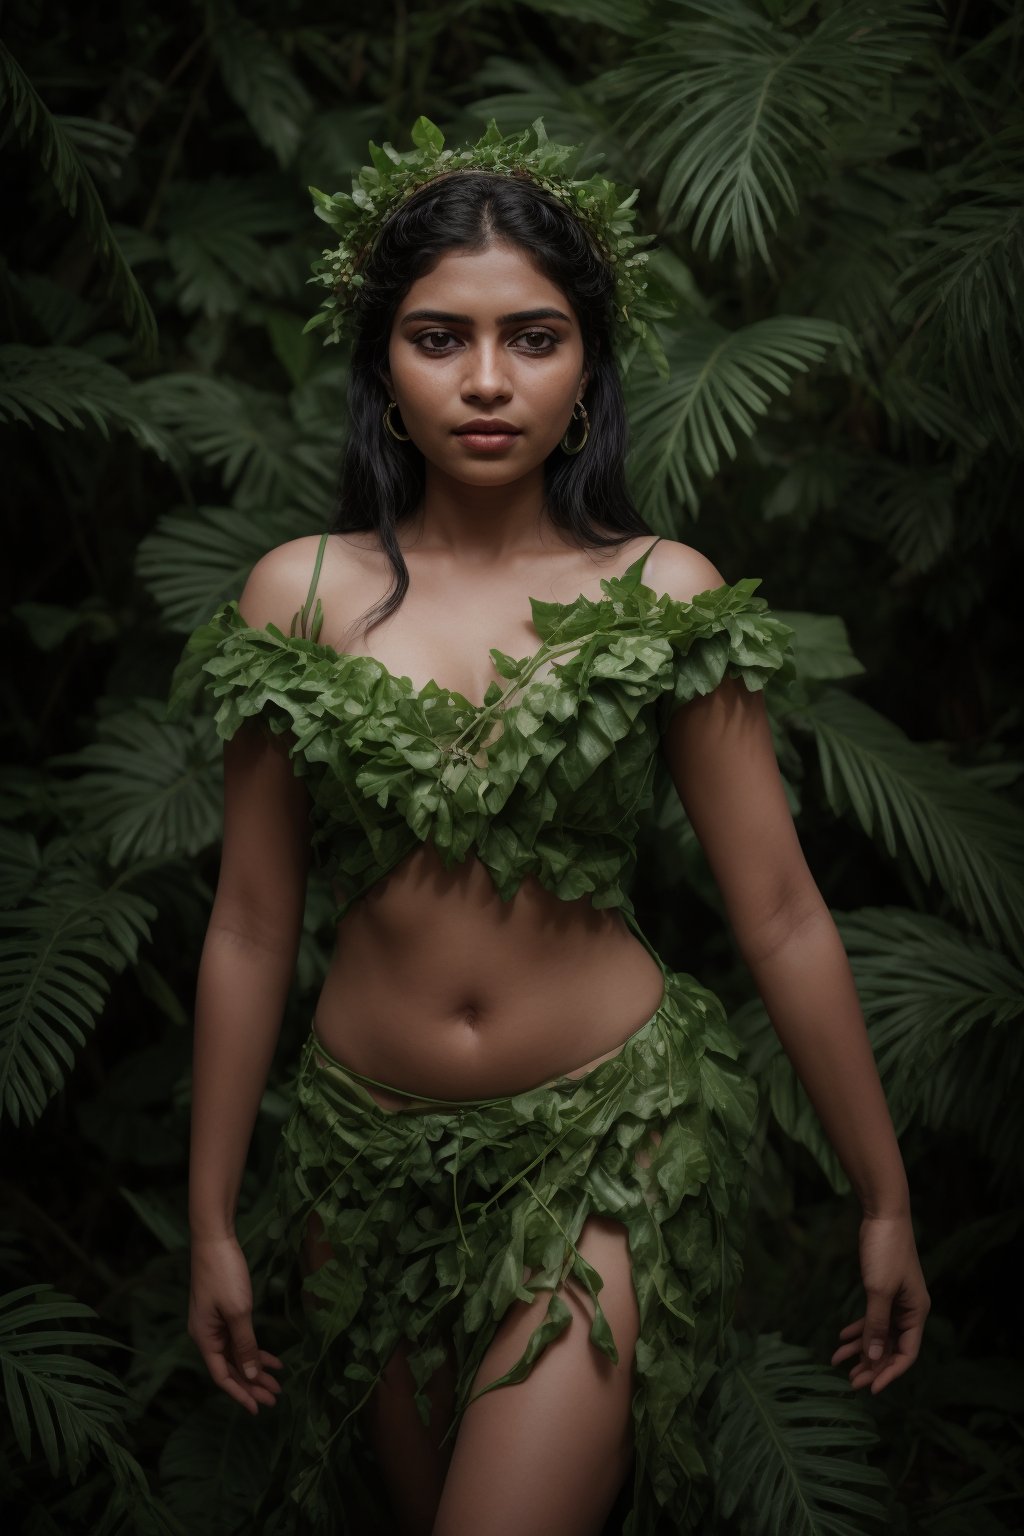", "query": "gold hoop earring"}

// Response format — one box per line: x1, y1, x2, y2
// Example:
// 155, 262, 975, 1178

383, 400, 411, 441
560, 400, 590, 456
